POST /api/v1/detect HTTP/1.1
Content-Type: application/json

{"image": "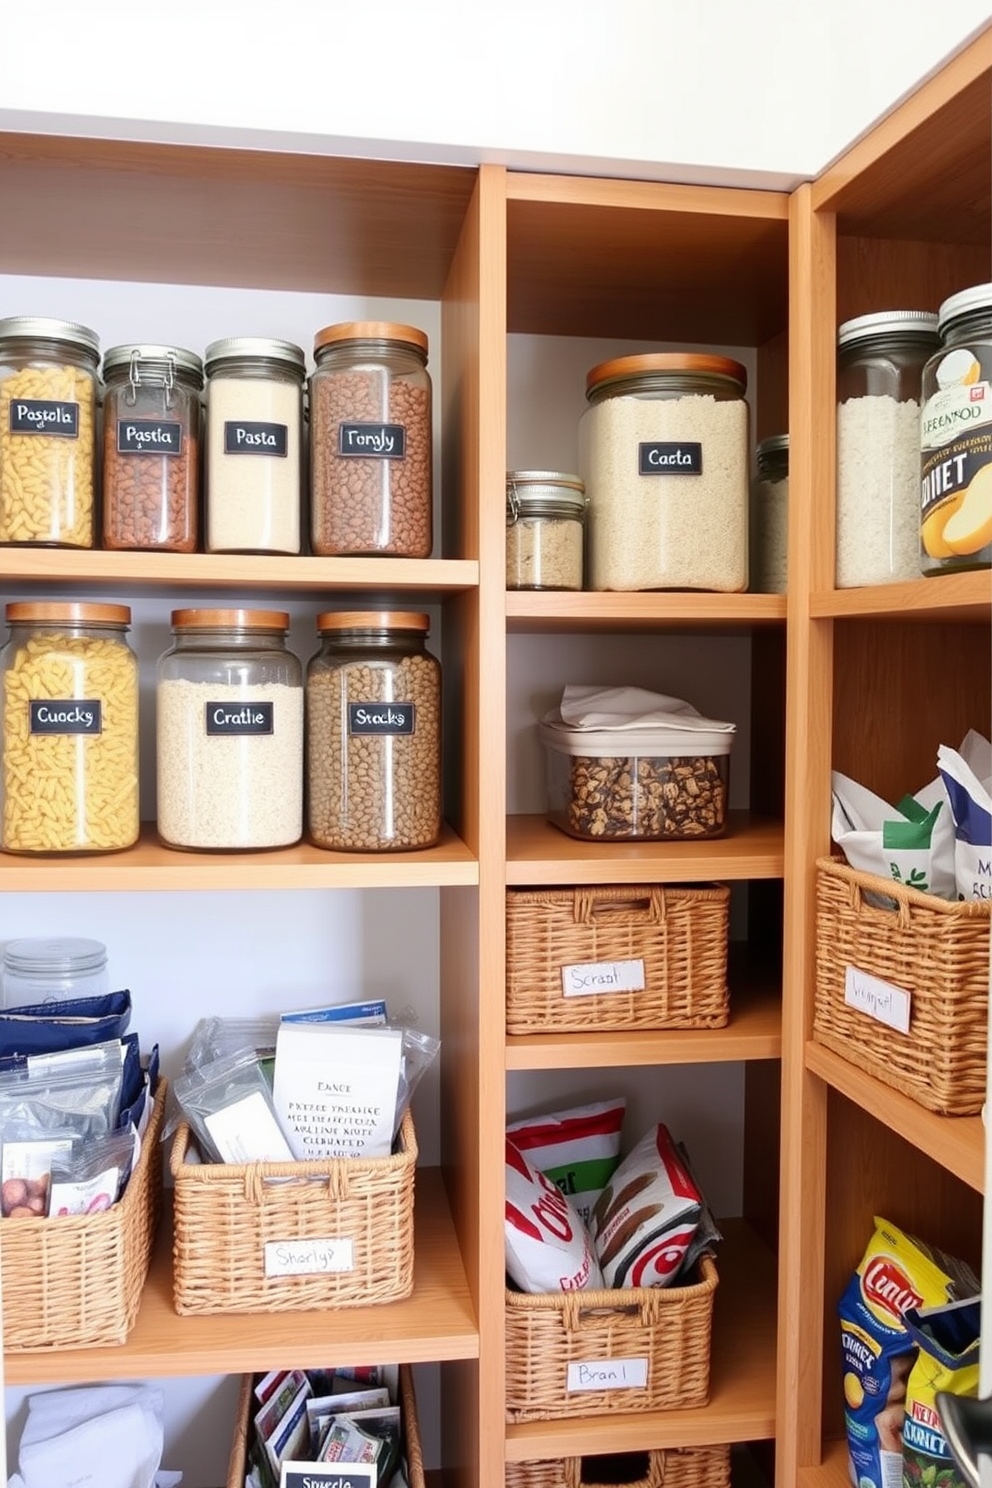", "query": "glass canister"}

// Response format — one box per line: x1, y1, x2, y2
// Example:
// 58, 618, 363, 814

0, 602, 139, 854
0, 317, 100, 548
156, 609, 303, 851
306, 611, 441, 852
579, 353, 749, 592
2, 937, 108, 1008
505, 470, 586, 590
309, 322, 432, 558
836, 310, 940, 587
750, 434, 789, 593
101, 343, 204, 552
204, 337, 306, 555
920, 283, 992, 575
